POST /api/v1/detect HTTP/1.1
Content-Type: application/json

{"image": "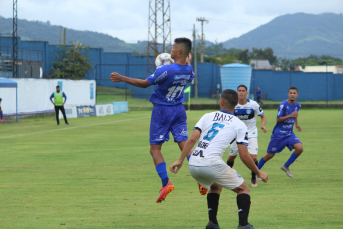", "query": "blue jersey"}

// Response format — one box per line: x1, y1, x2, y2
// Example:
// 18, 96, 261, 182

256, 89, 262, 98
146, 63, 195, 105
271, 100, 301, 138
